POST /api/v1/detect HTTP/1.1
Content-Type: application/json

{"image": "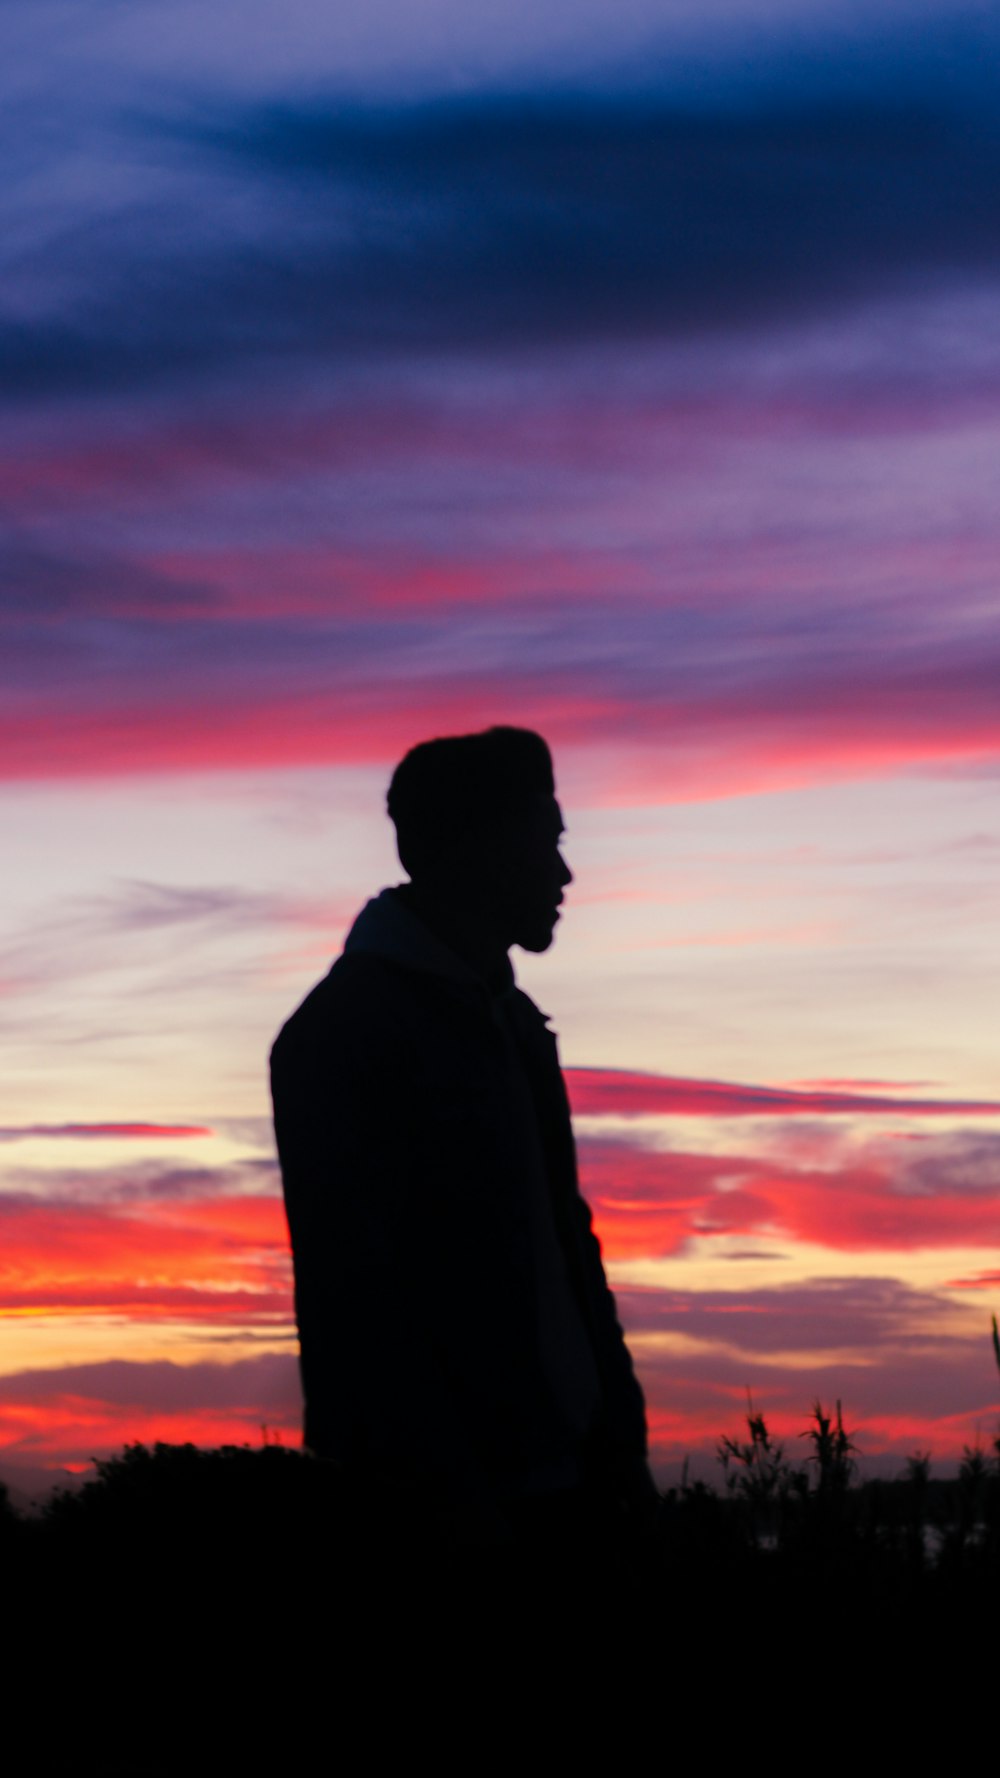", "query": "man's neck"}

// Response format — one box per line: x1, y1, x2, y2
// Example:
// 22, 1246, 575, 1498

395, 882, 512, 995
